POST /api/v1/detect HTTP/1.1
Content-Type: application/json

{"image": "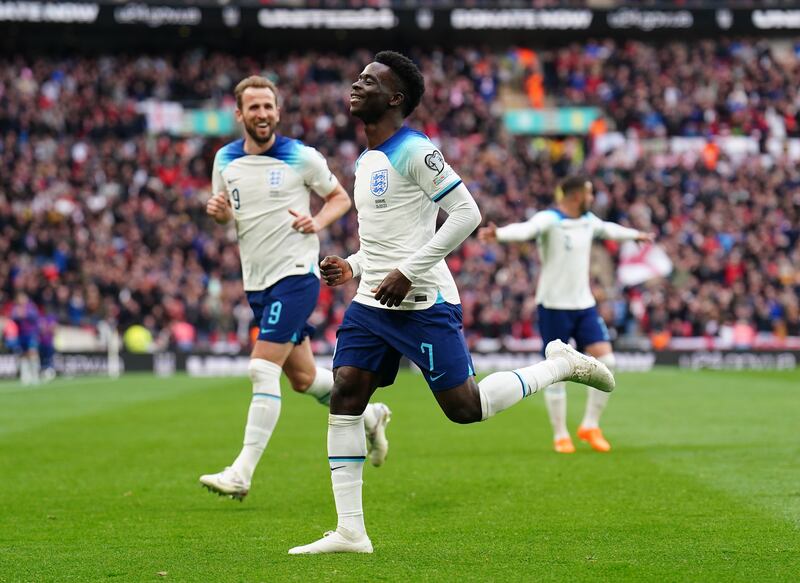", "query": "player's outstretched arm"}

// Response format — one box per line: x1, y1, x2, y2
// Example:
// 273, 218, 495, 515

480, 212, 557, 244
593, 217, 655, 242
320, 255, 354, 287
289, 184, 351, 234
206, 192, 233, 225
